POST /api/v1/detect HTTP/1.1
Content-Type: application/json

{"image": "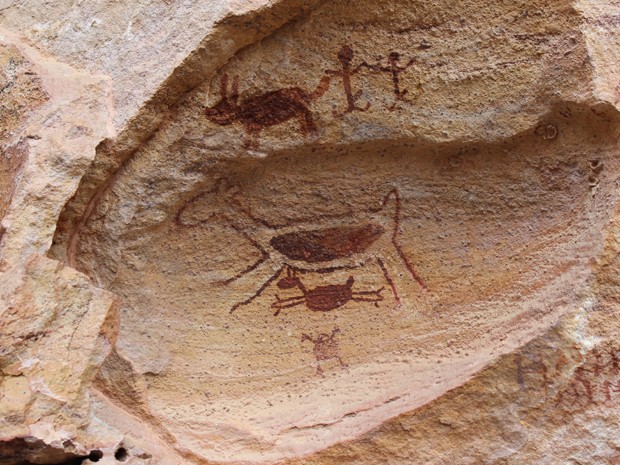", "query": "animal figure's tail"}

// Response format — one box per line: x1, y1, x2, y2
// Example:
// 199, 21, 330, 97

310, 75, 331, 101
